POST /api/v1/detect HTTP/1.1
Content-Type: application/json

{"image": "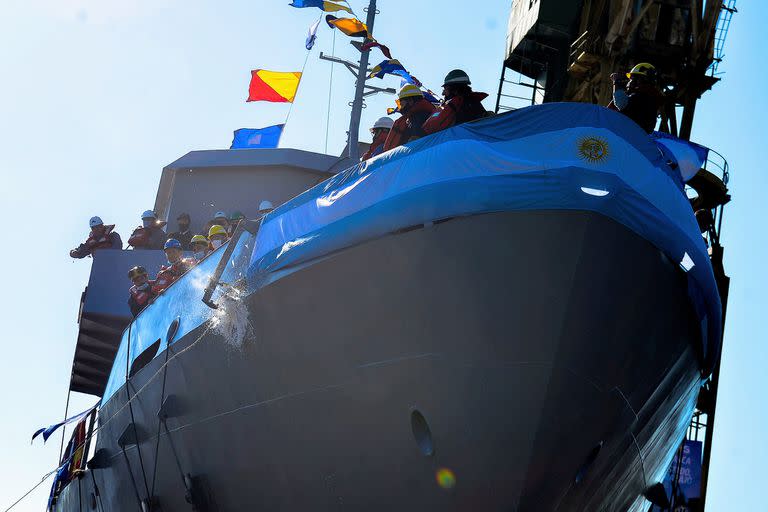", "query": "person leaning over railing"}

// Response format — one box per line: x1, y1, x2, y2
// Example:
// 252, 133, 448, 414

69, 216, 122, 259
